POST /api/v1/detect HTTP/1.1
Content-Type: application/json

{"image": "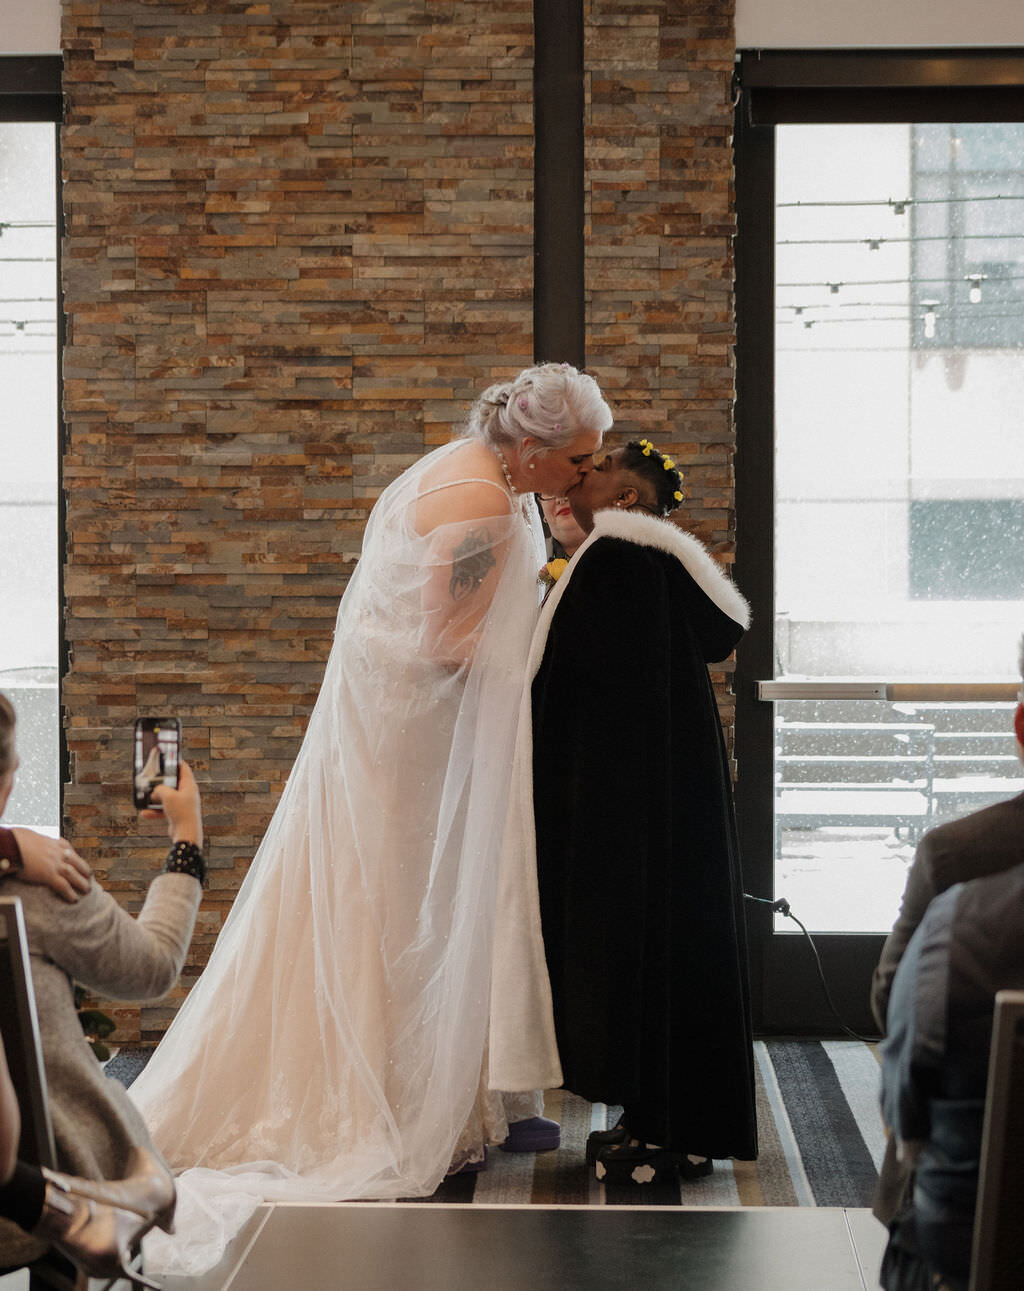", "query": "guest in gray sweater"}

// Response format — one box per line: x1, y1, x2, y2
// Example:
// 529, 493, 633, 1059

0, 691, 207, 1281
